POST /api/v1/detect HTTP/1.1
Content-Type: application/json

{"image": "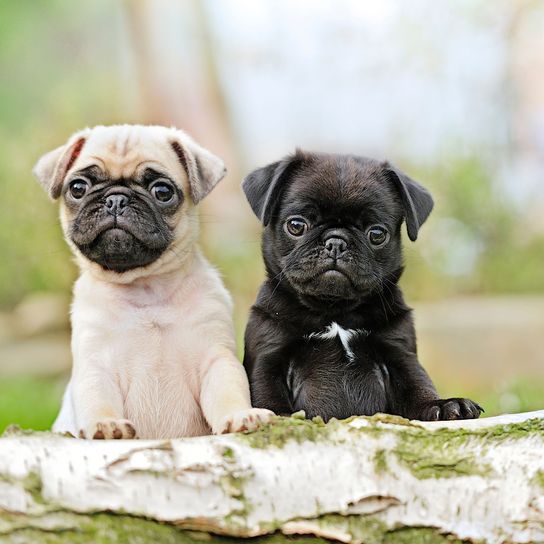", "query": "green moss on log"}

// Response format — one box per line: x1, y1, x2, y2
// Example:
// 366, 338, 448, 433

374, 449, 388, 474
393, 430, 491, 479
0, 470, 51, 509
287, 513, 475, 543
364, 413, 414, 427
239, 414, 543, 481
238, 415, 334, 449
0, 512, 331, 543
383, 527, 473, 543
393, 418, 544, 480
533, 470, 544, 490
241, 414, 543, 451
0, 510, 480, 543
293, 512, 388, 542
